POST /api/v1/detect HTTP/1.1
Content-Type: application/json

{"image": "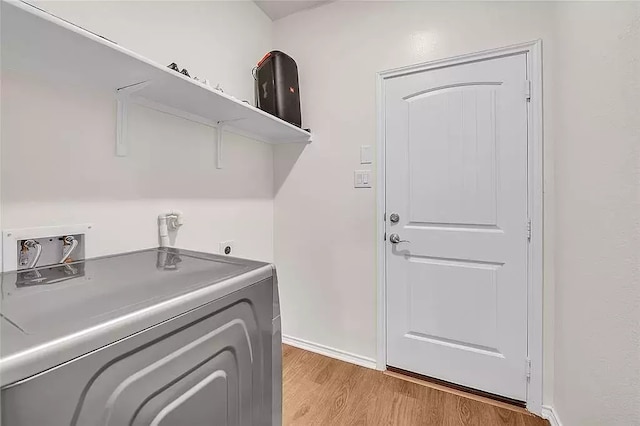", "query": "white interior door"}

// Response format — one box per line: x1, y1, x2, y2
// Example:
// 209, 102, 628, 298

385, 53, 529, 401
